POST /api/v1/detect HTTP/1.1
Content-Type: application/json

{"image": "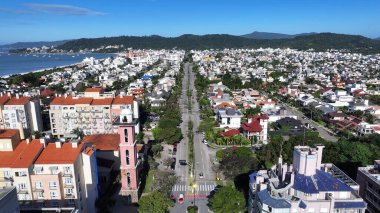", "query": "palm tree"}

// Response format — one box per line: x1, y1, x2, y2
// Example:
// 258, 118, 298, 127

71, 128, 84, 139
